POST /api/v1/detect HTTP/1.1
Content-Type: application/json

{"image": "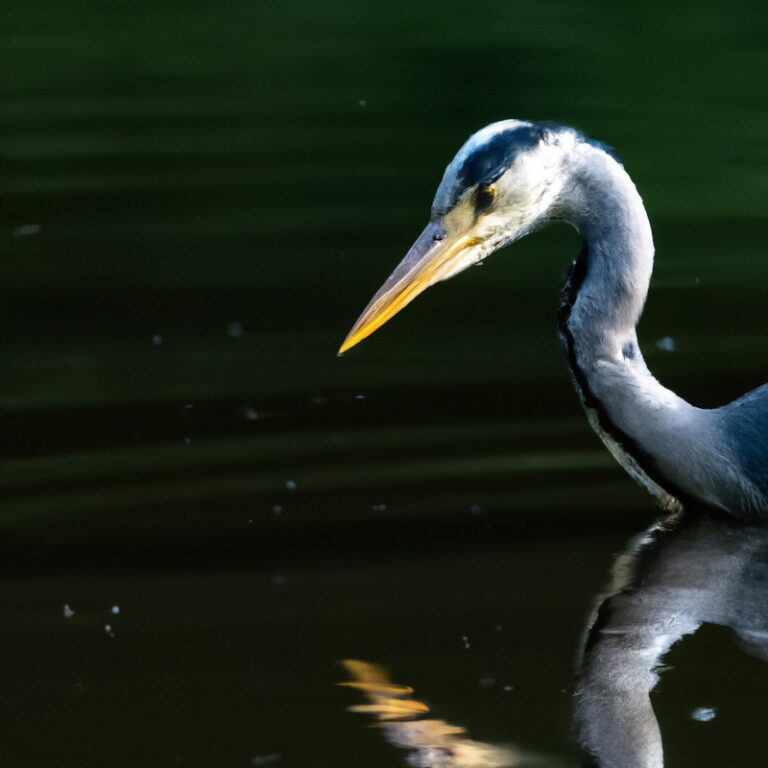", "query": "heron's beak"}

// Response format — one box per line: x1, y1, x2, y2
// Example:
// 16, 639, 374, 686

338, 220, 483, 355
